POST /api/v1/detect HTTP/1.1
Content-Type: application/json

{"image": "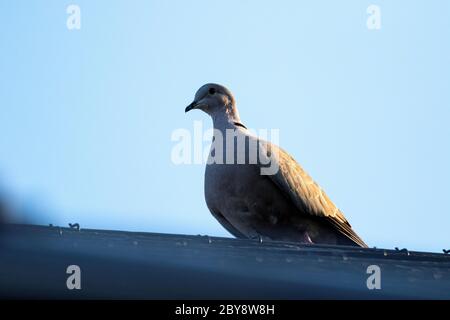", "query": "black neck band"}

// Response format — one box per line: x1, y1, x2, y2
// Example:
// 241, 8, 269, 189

233, 122, 247, 129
